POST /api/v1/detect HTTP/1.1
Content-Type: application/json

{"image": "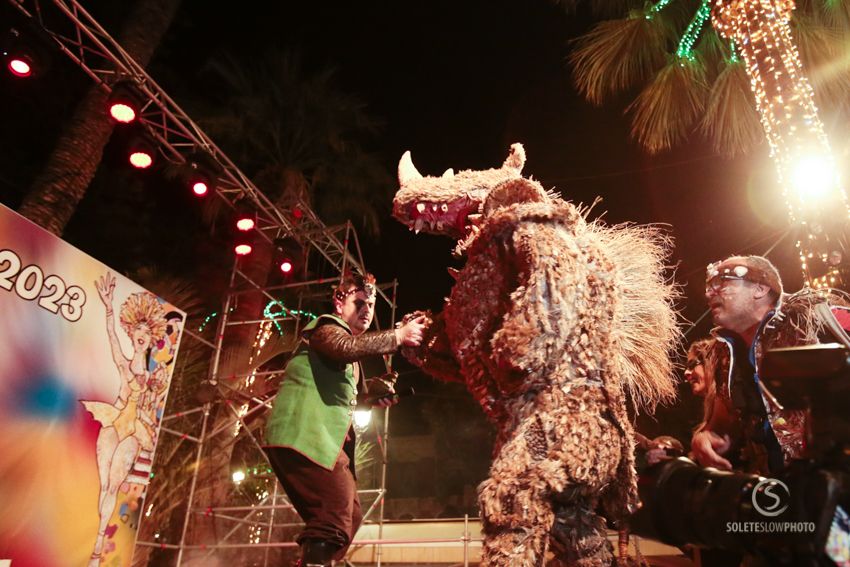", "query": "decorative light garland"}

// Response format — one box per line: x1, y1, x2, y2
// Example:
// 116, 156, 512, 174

263, 300, 317, 334
677, 0, 713, 61
646, 0, 675, 18
711, 0, 849, 288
